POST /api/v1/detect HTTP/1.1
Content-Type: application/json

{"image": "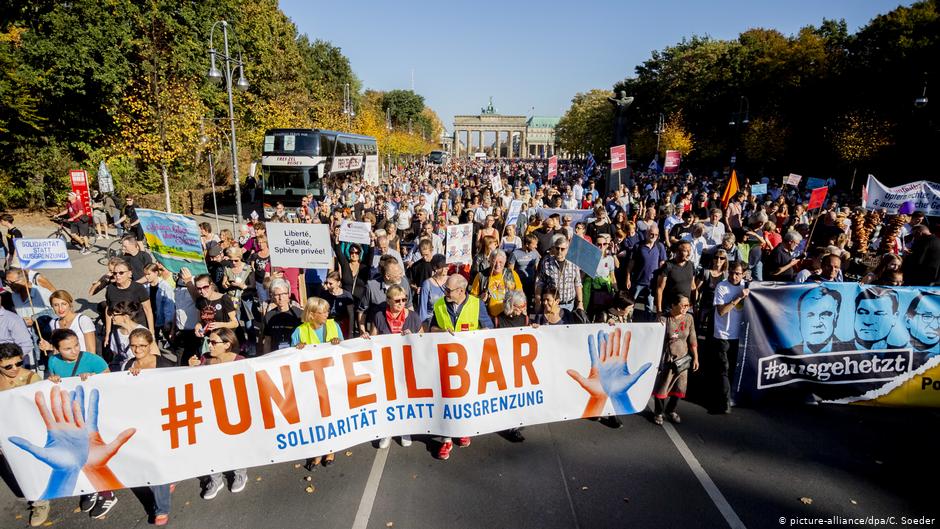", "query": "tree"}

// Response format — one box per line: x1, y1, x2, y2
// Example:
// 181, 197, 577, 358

827, 110, 892, 187
382, 90, 425, 129
556, 89, 615, 158
659, 112, 694, 156
742, 115, 788, 168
